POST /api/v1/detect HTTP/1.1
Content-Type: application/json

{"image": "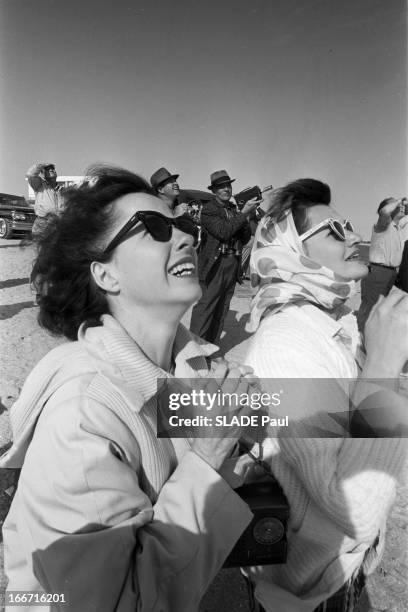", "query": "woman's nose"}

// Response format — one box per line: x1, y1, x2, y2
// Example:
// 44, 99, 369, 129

172, 226, 195, 249
346, 229, 362, 246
